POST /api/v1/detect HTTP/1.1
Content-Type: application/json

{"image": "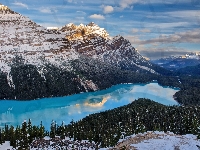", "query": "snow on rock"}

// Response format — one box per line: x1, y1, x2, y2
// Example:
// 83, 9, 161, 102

0, 4, 81, 84
61, 22, 109, 41
76, 76, 99, 92
0, 137, 97, 150
0, 2, 158, 89
29, 136, 97, 150
1, 132, 199, 150
0, 141, 13, 150
110, 131, 200, 150
131, 134, 200, 150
